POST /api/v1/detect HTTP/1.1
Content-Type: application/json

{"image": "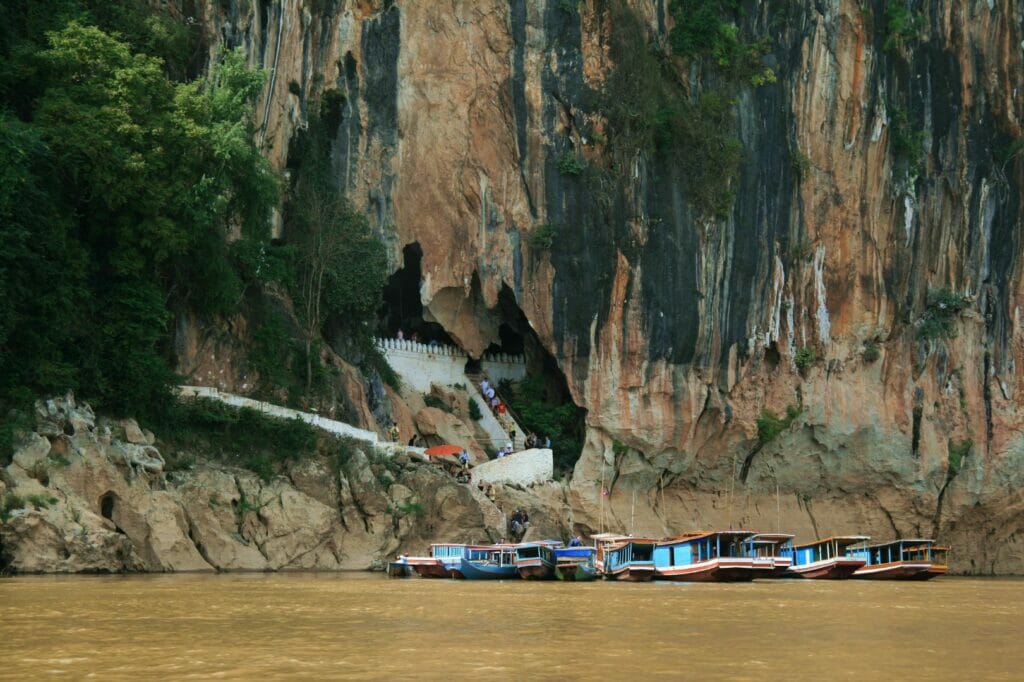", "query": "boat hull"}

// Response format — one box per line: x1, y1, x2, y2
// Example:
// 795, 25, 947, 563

386, 561, 414, 578
517, 562, 556, 580
460, 558, 518, 580
788, 557, 865, 580
907, 565, 947, 581
409, 558, 463, 579
853, 561, 932, 580
607, 566, 654, 582
555, 564, 598, 582
654, 558, 759, 583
